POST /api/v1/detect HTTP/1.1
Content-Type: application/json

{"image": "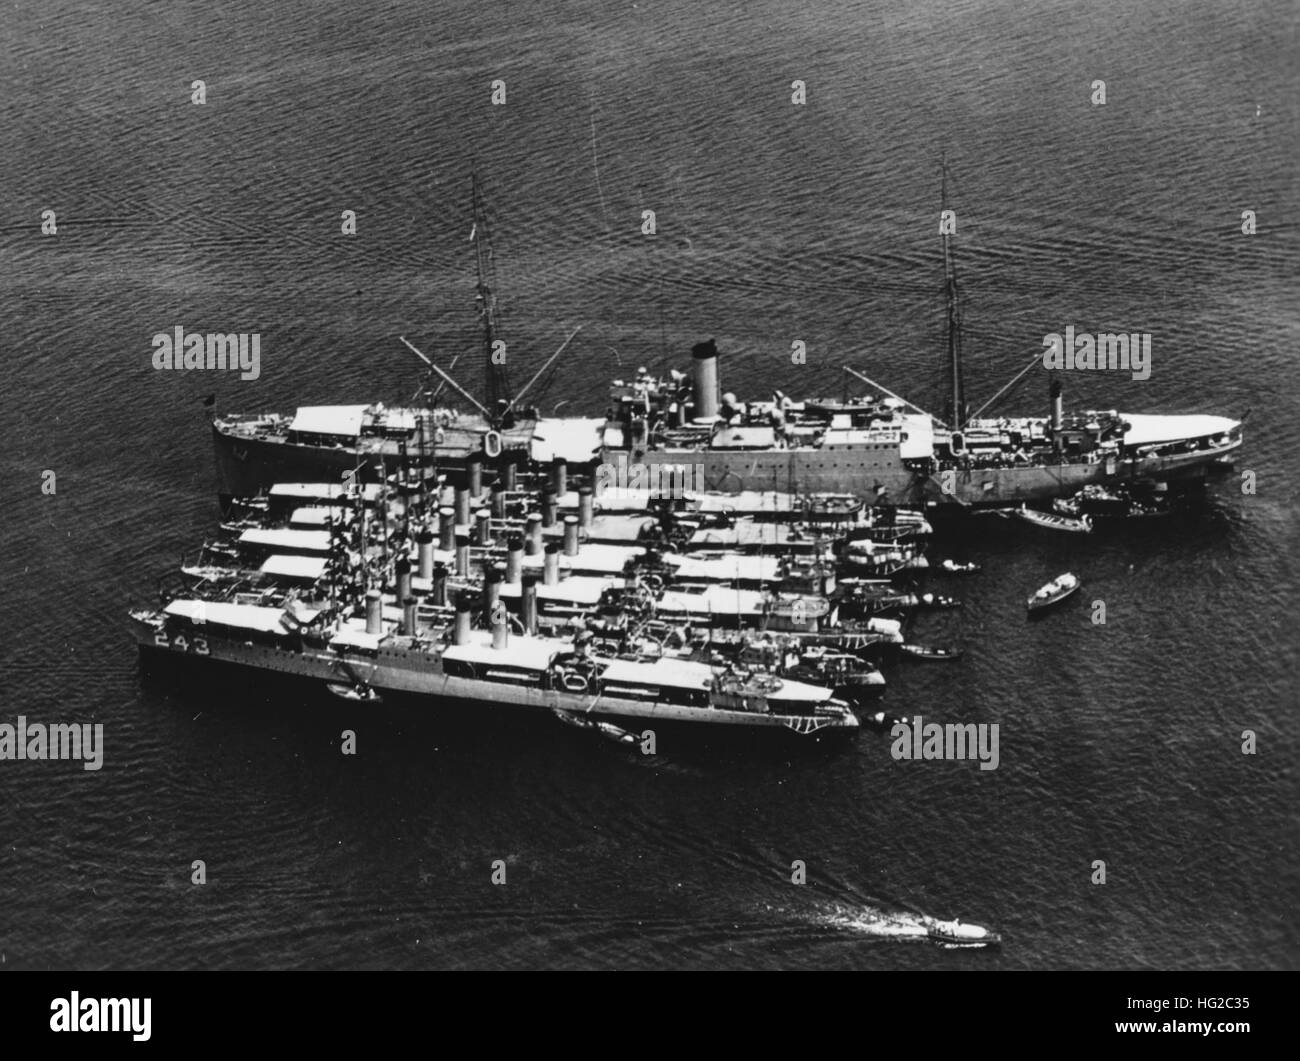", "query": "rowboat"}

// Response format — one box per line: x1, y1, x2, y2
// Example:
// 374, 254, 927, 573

1012, 506, 1092, 533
